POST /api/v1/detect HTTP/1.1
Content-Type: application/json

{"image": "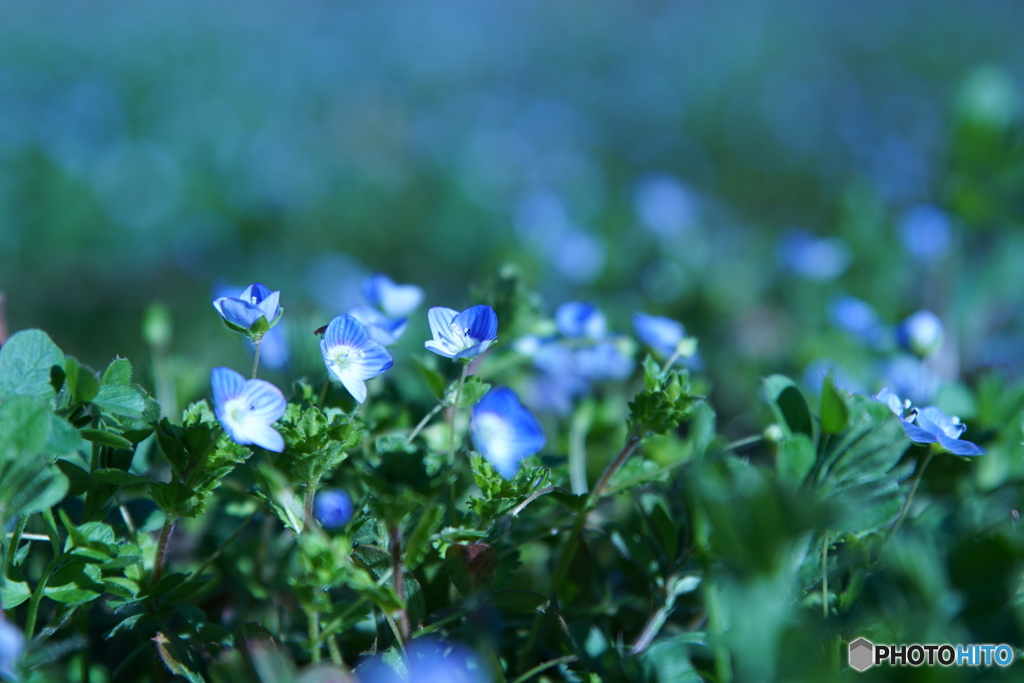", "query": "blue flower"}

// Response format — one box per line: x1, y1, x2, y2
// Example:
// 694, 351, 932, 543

320, 314, 394, 403
359, 639, 486, 683
211, 367, 287, 452
899, 204, 952, 262
314, 489, 354, 529
0, 617, 23, 681
362, 274, 424, 318
897, 310, 943, 357
424, 305, 498, 361
633, 311, 700, 366
904, 406, 985, 456
830, 295, 878, 336
212, 283, 282, 338
873, 386, 911, 419
349, 306, 409, 347
471, 387, 546, 479
555, 302, 606, 340
775, 229, 851, 281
